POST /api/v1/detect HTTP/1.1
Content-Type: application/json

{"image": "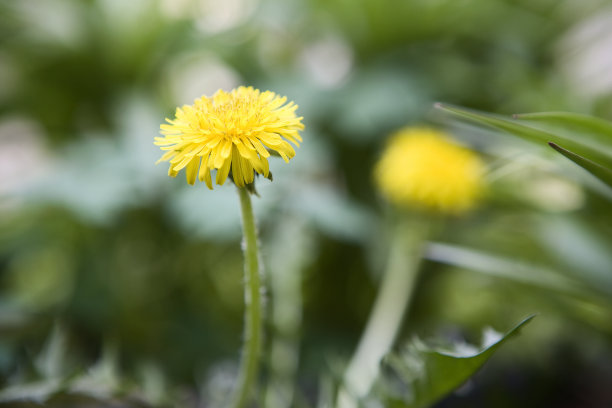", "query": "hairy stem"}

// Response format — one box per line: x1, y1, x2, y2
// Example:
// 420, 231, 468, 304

230, 187, 263, 408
